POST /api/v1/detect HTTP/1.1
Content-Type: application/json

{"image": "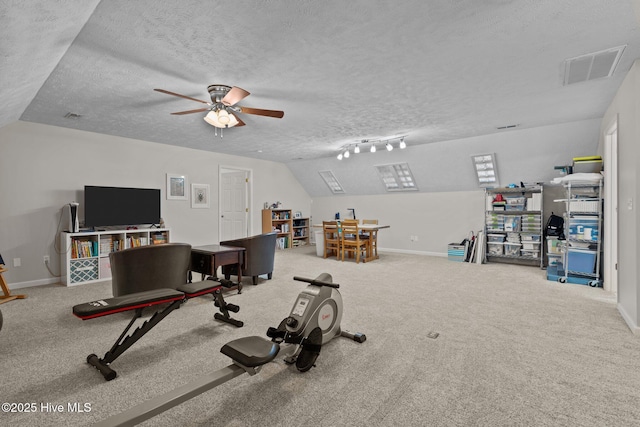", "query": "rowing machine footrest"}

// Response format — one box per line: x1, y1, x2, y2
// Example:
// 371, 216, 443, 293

296, 327, 322, 372
266, 326, 286, 340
